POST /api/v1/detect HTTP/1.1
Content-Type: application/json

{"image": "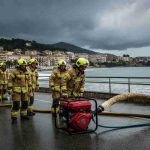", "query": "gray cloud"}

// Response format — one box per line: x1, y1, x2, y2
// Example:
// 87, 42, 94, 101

0, 0, 150, 50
